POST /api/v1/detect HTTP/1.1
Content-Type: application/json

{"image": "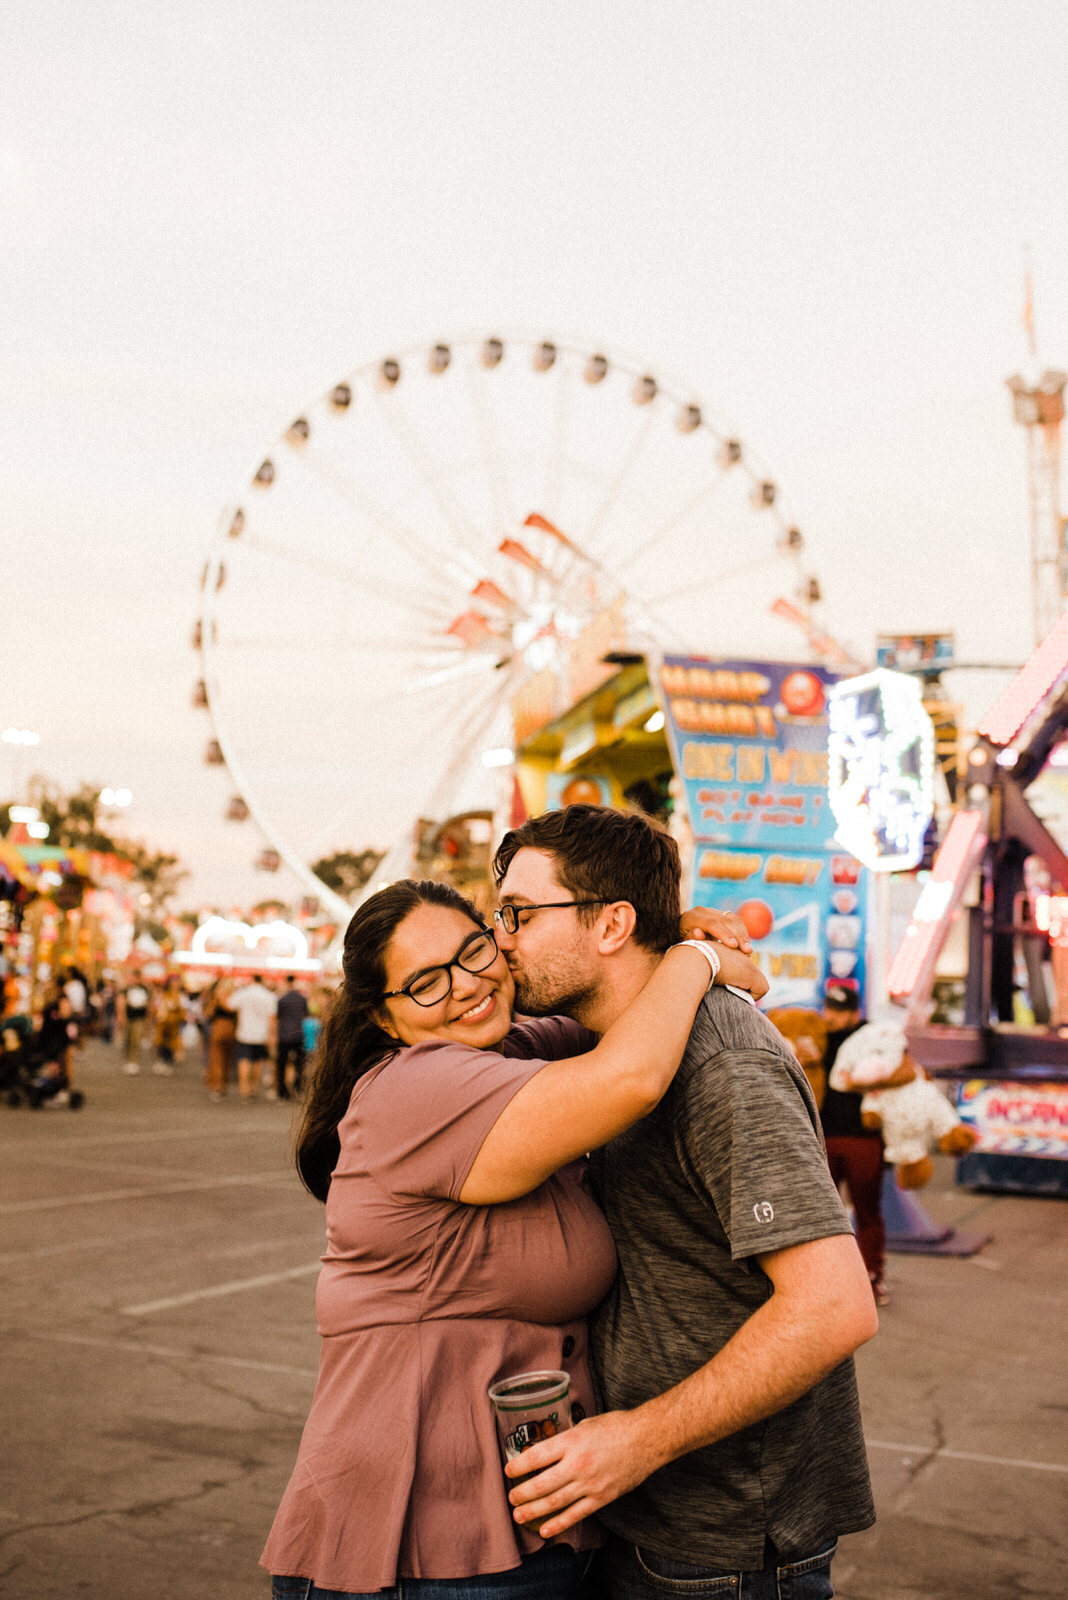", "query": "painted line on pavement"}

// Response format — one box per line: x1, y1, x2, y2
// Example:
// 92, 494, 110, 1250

0, 1170, 291, 1216
867, 1438, 1068, 1474
122, 1261, 321, 1315
0, 1119, 284, 1156
42, 1330, 318, 1379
